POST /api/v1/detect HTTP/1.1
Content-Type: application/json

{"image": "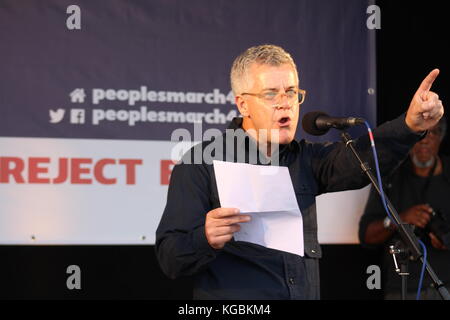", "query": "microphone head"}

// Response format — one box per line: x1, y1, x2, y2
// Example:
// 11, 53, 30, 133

302, 111, 330, 136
